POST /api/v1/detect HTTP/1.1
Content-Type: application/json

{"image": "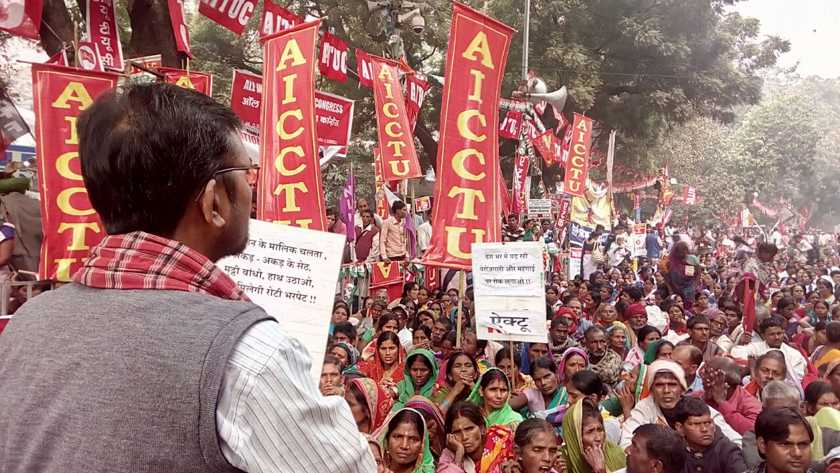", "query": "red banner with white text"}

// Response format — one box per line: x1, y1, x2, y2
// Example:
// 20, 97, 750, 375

257, 21, 326, 230
159, 67, 213, 96
199, 0, 257, 36
370, 55, 422, 182
230, 69, 261, 136
424, 2, 514, 269
499, 110, 522, 140
355, 49, 374, 88
0, 0, 42, 39
260, 2, 301, 37
32, 64, 119, 280
405, 74, 430, 131
512, 152, 529, 215
85, 0, 124, 70
319, 32, 348, 83
563, 113, 591, 197
167, 0, 192, 57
